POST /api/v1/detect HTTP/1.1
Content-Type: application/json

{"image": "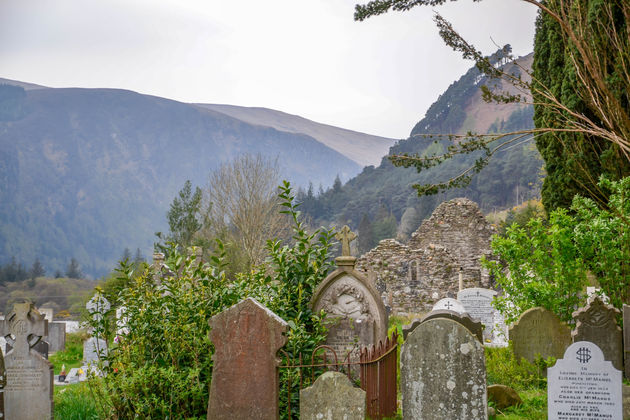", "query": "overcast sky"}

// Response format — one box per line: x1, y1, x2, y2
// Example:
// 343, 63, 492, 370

0, 0, 538, 138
